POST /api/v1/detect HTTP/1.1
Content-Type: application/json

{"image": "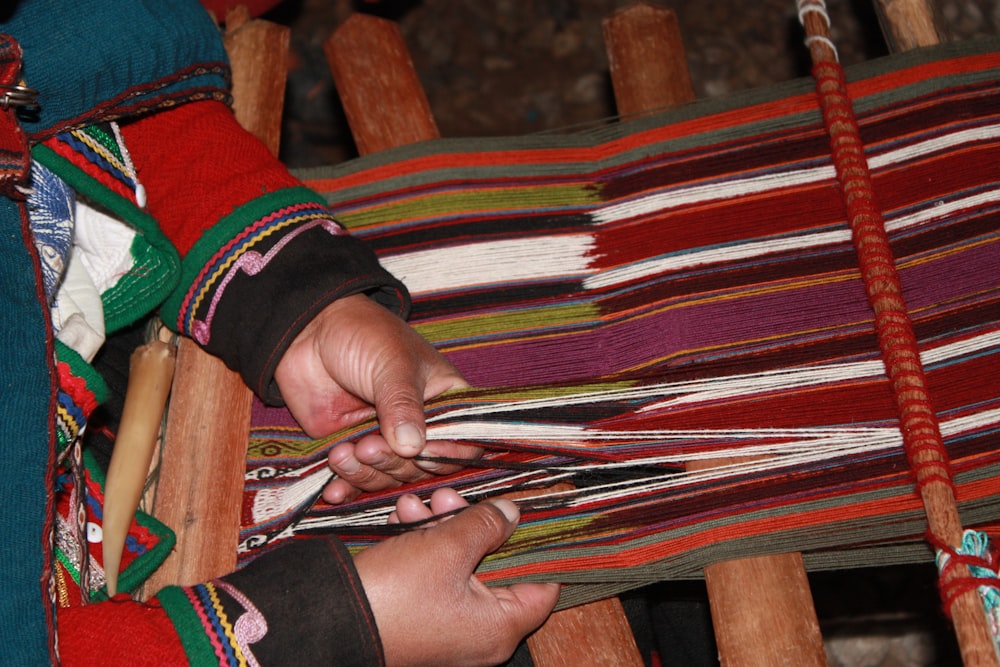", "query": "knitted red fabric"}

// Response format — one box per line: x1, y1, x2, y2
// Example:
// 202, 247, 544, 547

57, 595, 187, 666
120, 99, 300, 256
